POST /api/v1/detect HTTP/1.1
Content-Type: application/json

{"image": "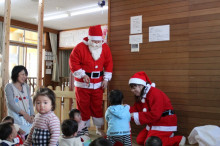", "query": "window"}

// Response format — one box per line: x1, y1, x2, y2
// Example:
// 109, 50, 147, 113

9, 26, 44, 78
10, 27, 24, 42
25, 30, 38, 45
26, 47, 38, 77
